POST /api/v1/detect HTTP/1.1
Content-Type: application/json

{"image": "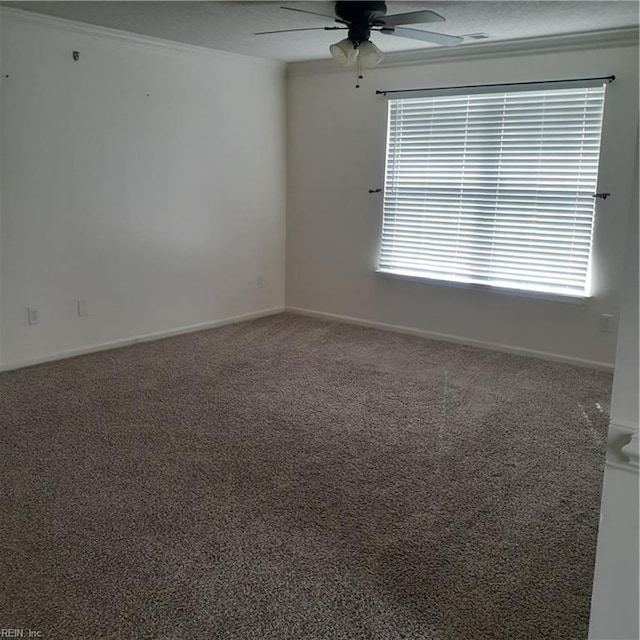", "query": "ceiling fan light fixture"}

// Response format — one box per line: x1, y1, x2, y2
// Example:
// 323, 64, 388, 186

357, 40, 384, 67
329, 38, 358, 66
